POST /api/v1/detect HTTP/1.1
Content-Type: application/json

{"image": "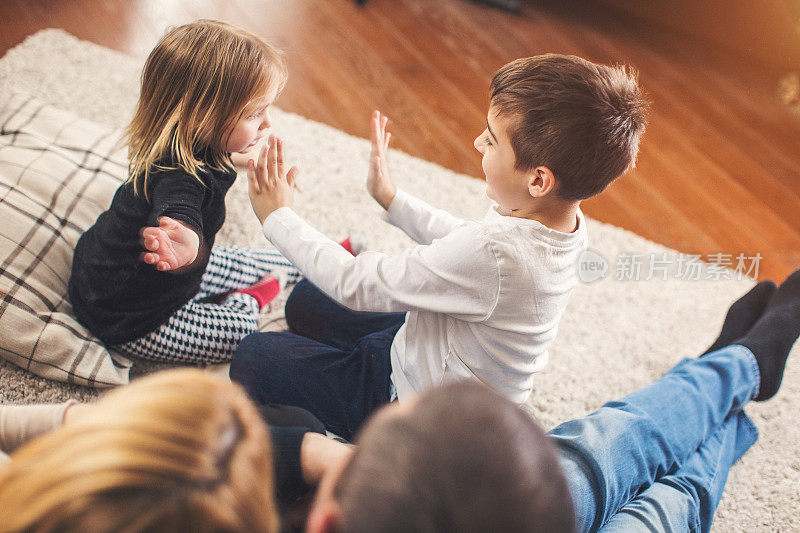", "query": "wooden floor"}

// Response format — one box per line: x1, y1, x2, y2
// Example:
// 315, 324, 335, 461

2, 0, 799, 281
